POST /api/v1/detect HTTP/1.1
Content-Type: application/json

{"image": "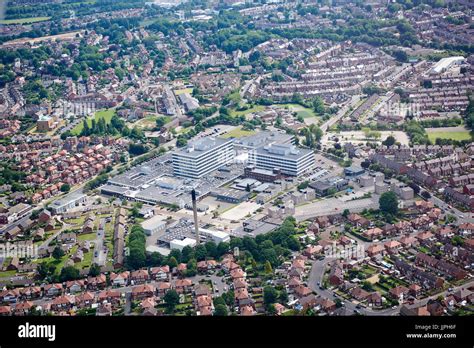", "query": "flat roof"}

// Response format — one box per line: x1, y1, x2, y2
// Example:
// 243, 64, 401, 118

255, 143, 313, 160
173, 137, 232, 158
234, 131, 293, 148
170, 237, 197, 247
52, 190, 86, 207
141, 215, 166, 230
